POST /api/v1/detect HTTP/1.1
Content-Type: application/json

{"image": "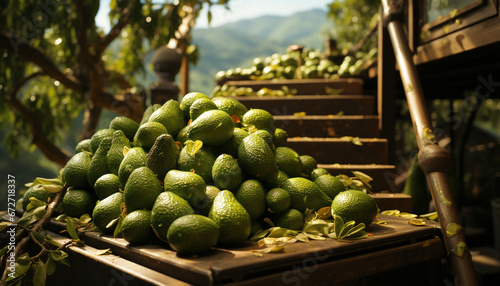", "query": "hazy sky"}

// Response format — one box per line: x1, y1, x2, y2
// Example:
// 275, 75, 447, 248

96, 0, 332, 31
